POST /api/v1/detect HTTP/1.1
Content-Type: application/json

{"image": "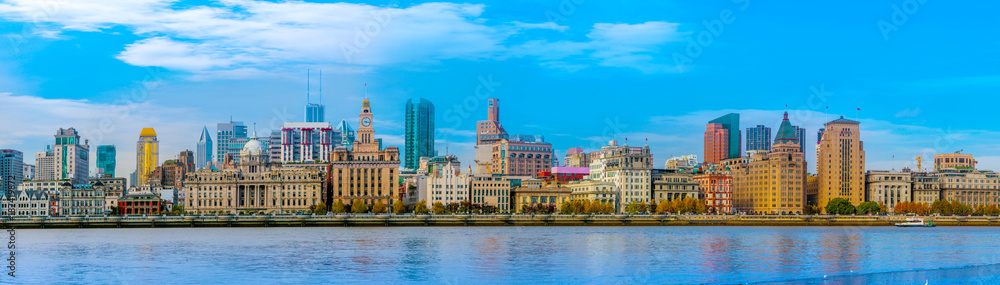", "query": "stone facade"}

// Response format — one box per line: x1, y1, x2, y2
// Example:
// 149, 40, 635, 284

817, 116, 866, 210
327, 98, 401, 208
865, 170, 912, 213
